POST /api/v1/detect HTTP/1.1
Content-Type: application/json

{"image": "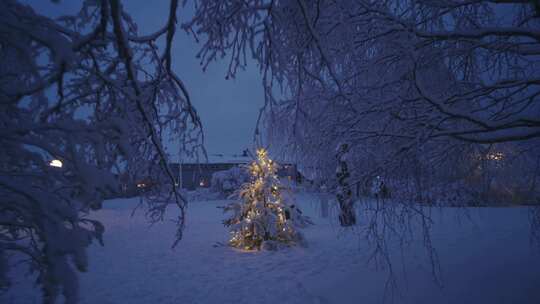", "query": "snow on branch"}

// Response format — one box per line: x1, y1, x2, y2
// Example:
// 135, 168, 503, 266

0, 0, 203, 302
